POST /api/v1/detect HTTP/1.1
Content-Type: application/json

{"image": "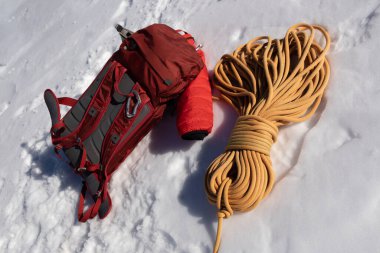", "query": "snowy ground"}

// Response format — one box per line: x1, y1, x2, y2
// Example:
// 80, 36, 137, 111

1, 0, 380, 252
